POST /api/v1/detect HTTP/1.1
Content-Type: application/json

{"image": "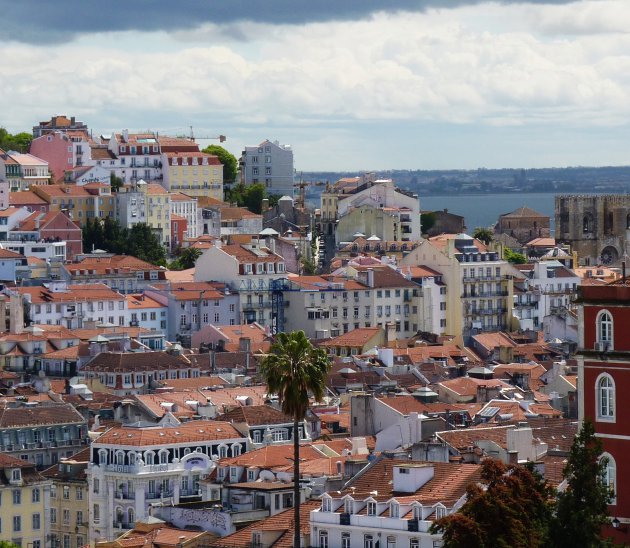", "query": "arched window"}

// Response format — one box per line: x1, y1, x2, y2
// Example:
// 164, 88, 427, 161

601, 453, 617, 503
597, 373, 615, 421
159, 450, 169, 464
232, 444, 241, 457
116, 451, 125, 466
218, 445, 228, 459
597, 310, 613, 348
98, 449, 108, 465
127, 508, 135, 526
128, 452, 136, 466
144, 451, 155, 465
